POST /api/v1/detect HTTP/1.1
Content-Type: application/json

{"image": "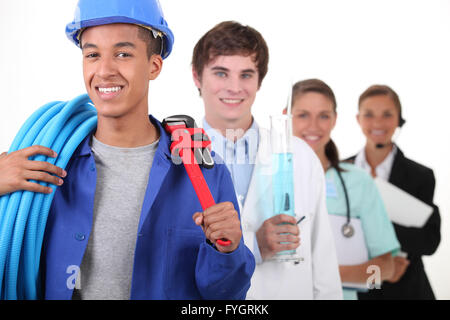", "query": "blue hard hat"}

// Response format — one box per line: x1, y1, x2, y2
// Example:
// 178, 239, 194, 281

65, 0, 174, 59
